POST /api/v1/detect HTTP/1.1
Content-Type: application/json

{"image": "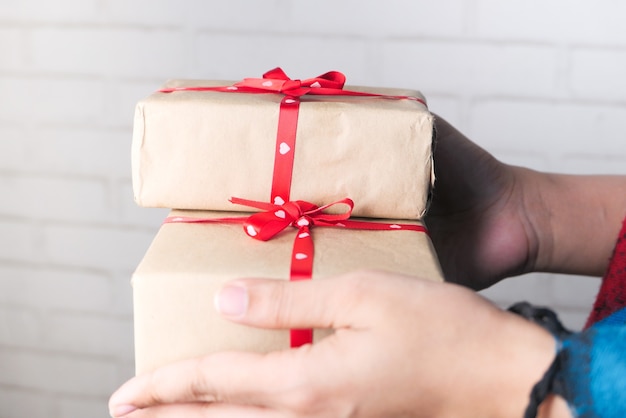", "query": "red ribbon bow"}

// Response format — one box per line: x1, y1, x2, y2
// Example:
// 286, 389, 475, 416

231, 197, 354, 283
231, 196, 353, 241
234, 67, 347, 97
159, 67, 427, 105
165, 196, 427, 347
